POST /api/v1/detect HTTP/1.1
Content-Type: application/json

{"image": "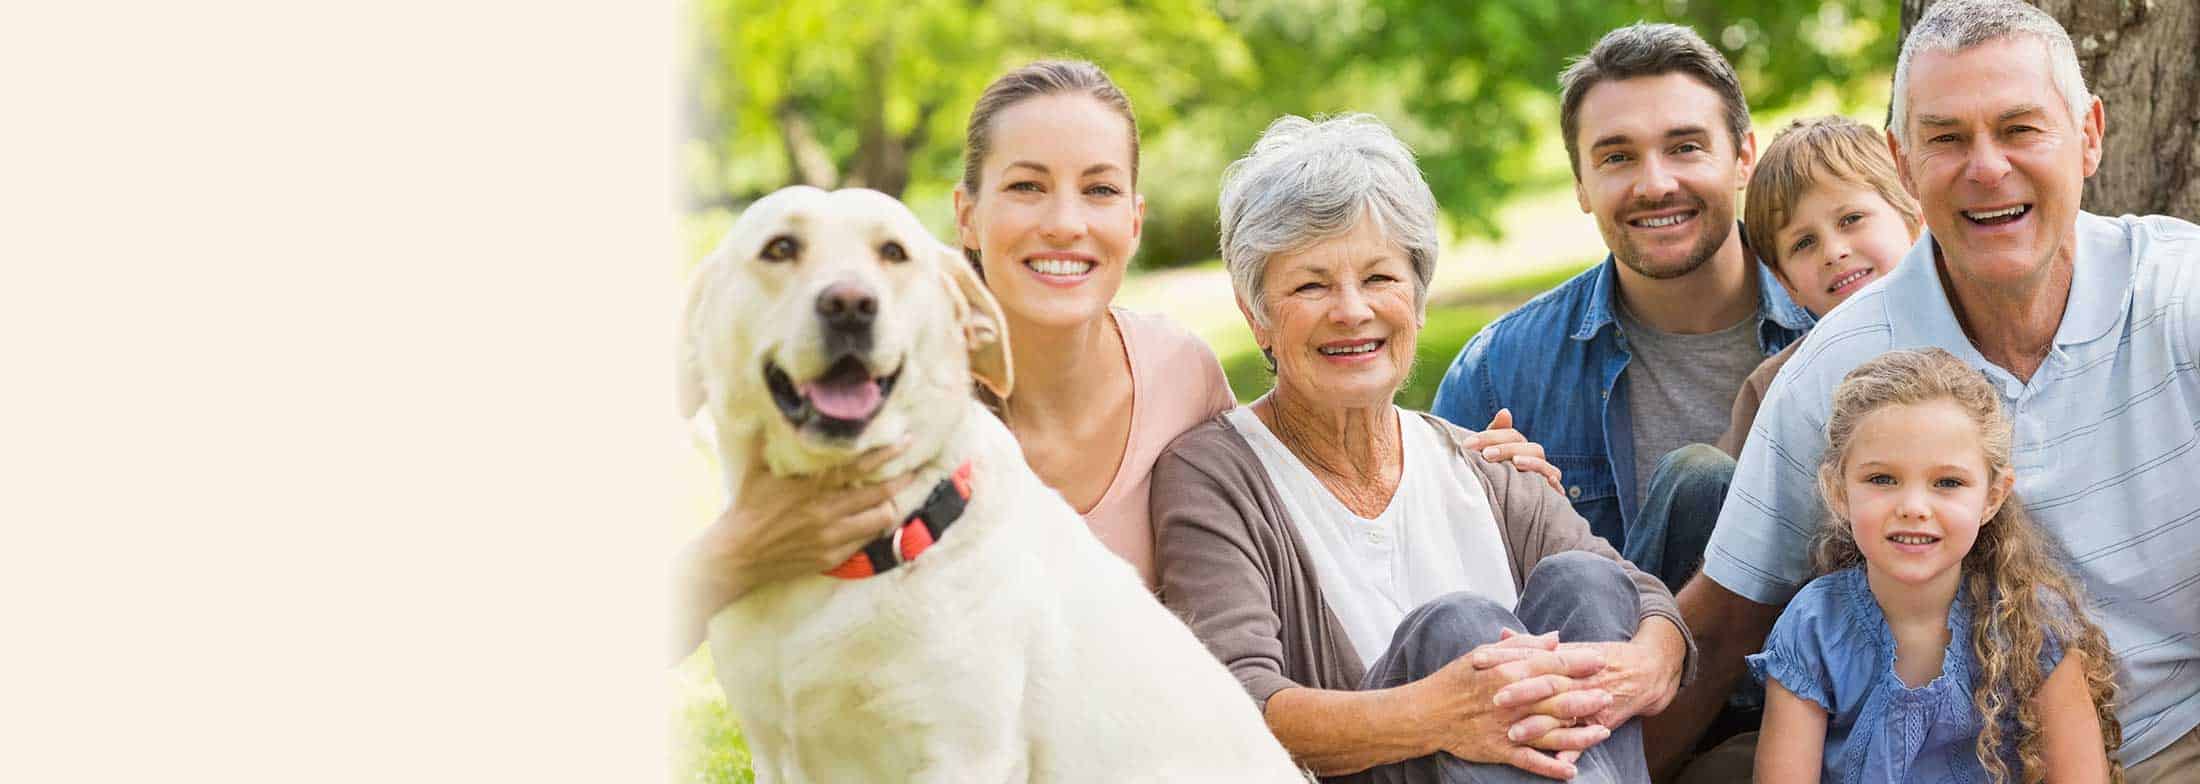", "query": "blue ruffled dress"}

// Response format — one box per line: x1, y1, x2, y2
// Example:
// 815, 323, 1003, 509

1746, 567, 2066, 784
